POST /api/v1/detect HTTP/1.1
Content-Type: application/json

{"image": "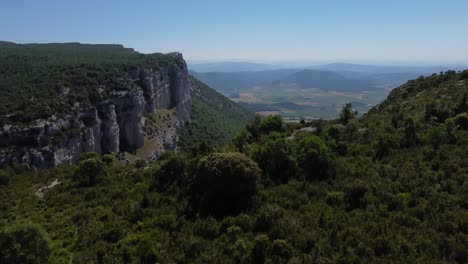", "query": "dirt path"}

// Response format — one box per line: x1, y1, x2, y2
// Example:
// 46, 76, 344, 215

35, 179, 61, 198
